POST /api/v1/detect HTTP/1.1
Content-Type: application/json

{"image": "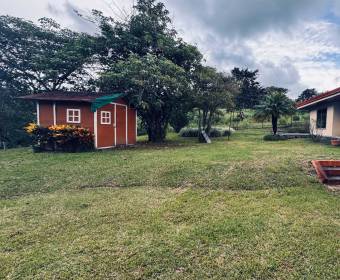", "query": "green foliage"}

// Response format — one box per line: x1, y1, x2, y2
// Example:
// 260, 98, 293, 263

194, 66, 237, 139
263, 134, 289, 141
278, 118, 288, 126
292, 115, 300, 121
169, 110, 190, 133
232, 67, 265, 110
255, 91, 295, 135
0, 16, 95, 91
94, 0, 202, 71
100, 54, 190, 142
296, 88, 318, 103
180, 127, 232, 138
